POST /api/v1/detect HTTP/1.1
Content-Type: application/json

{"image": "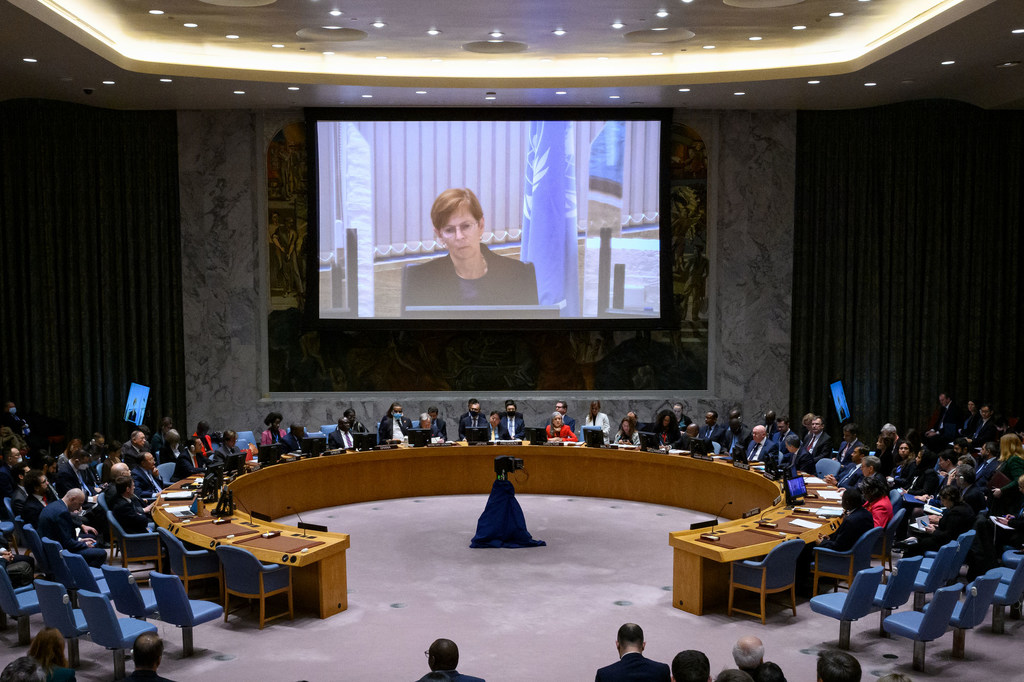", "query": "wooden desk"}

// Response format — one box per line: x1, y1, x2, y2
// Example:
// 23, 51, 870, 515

156, 444, 821, 619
